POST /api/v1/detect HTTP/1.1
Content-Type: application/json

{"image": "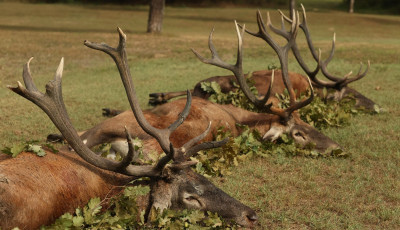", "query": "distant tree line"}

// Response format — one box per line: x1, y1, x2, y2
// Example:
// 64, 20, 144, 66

25, 0, 288, 7
342, 0, 400, 14
24, 0, 400, 14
